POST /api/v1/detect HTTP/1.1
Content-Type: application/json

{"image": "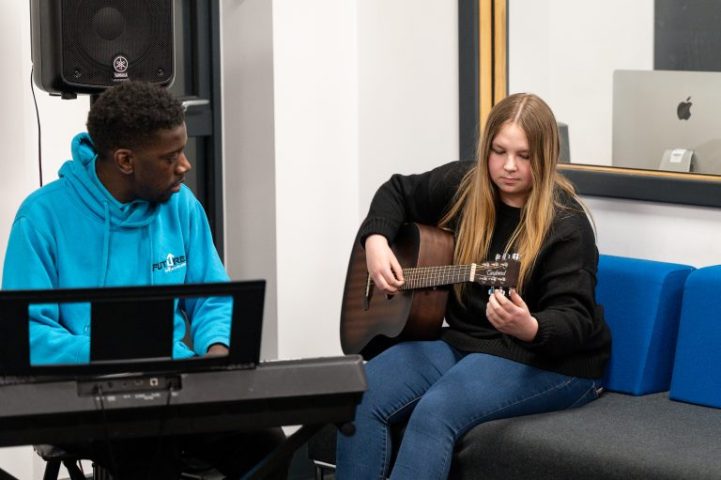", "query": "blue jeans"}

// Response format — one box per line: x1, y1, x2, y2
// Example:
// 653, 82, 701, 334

336, 340, 600, 480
